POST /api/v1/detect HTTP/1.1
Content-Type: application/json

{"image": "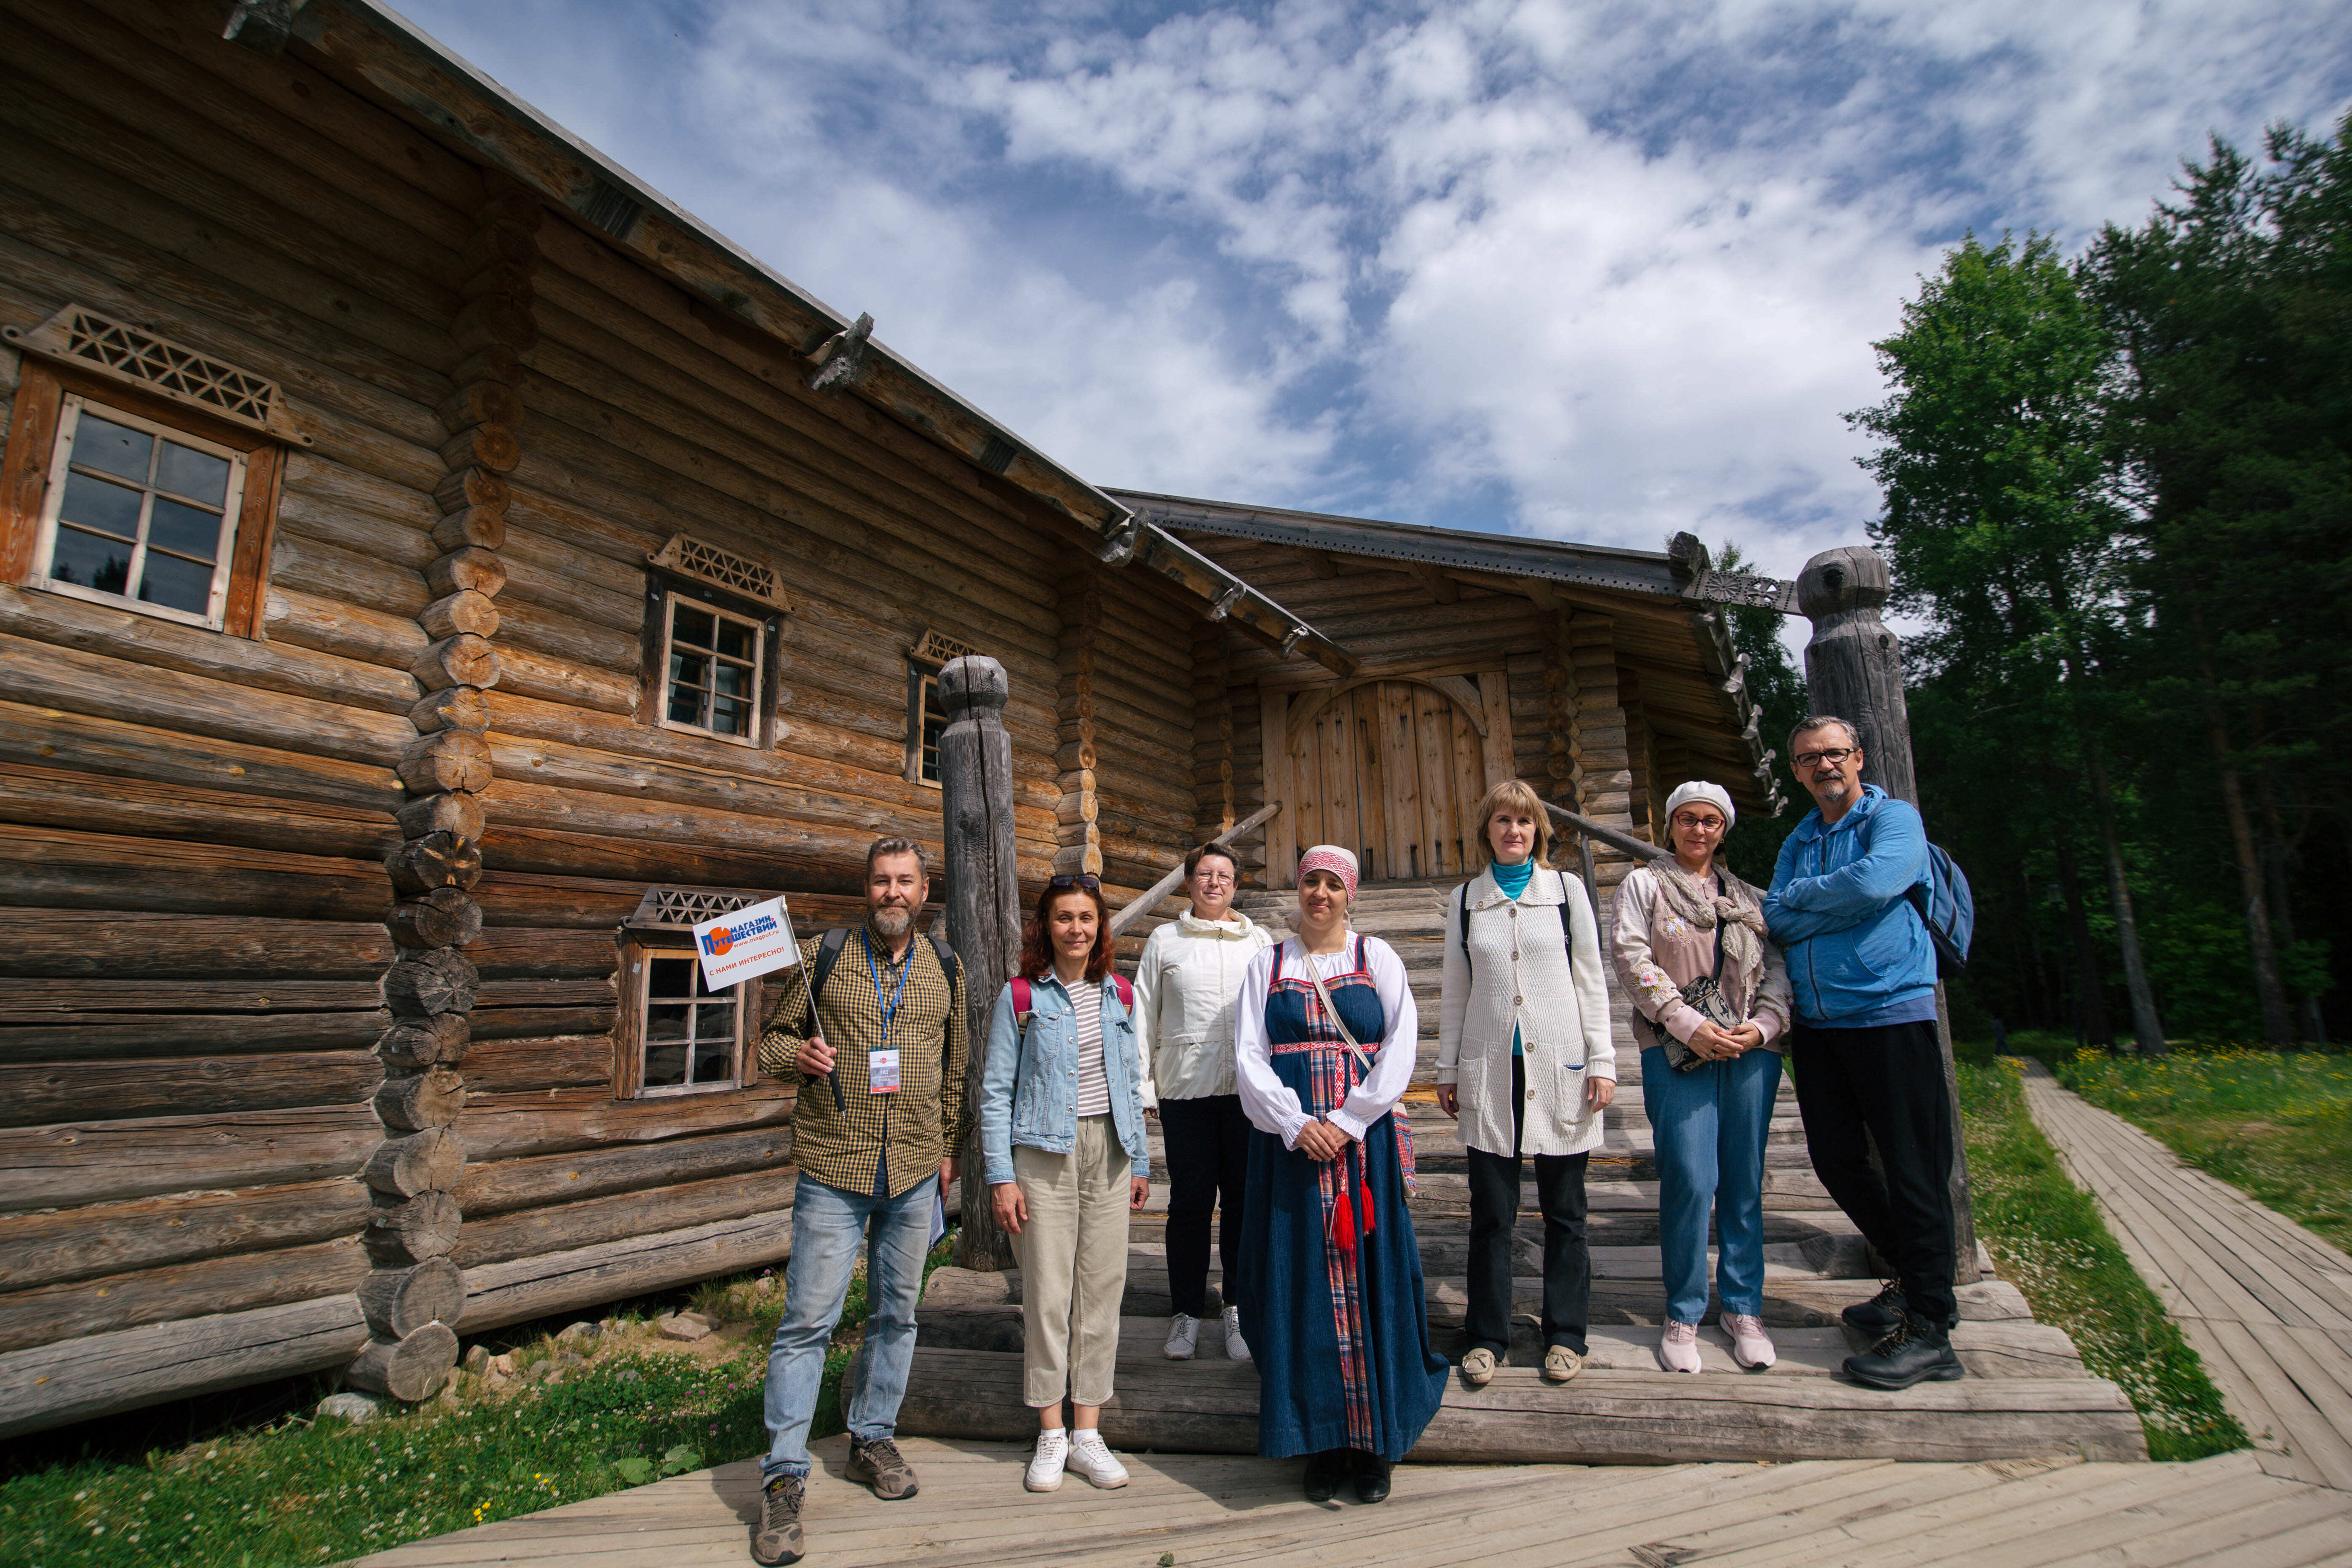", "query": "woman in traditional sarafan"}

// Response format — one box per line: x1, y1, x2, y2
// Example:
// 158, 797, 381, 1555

1232, 844, 1448, 1505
